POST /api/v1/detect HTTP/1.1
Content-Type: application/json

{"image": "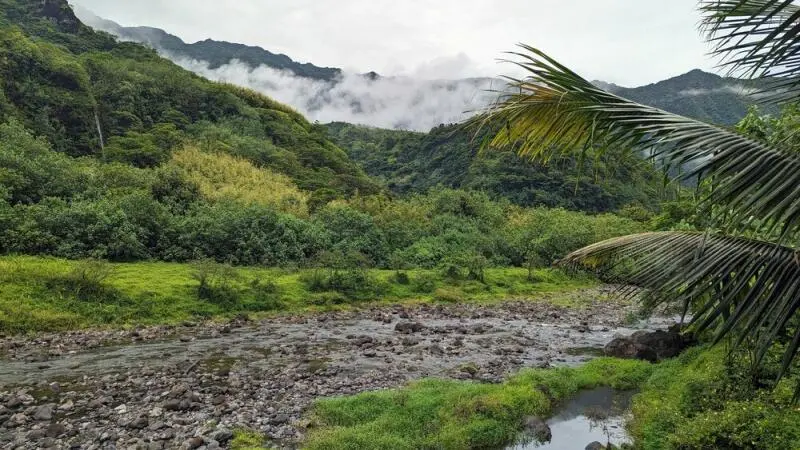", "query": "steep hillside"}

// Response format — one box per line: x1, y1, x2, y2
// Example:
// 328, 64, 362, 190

0, 0, 379, 197
325, 122, 668, 212
74, 7, 342, 81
